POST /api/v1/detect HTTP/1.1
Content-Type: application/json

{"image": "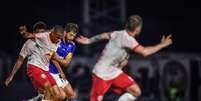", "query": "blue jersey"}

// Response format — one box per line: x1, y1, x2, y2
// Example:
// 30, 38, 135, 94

49, 40, 76, 74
